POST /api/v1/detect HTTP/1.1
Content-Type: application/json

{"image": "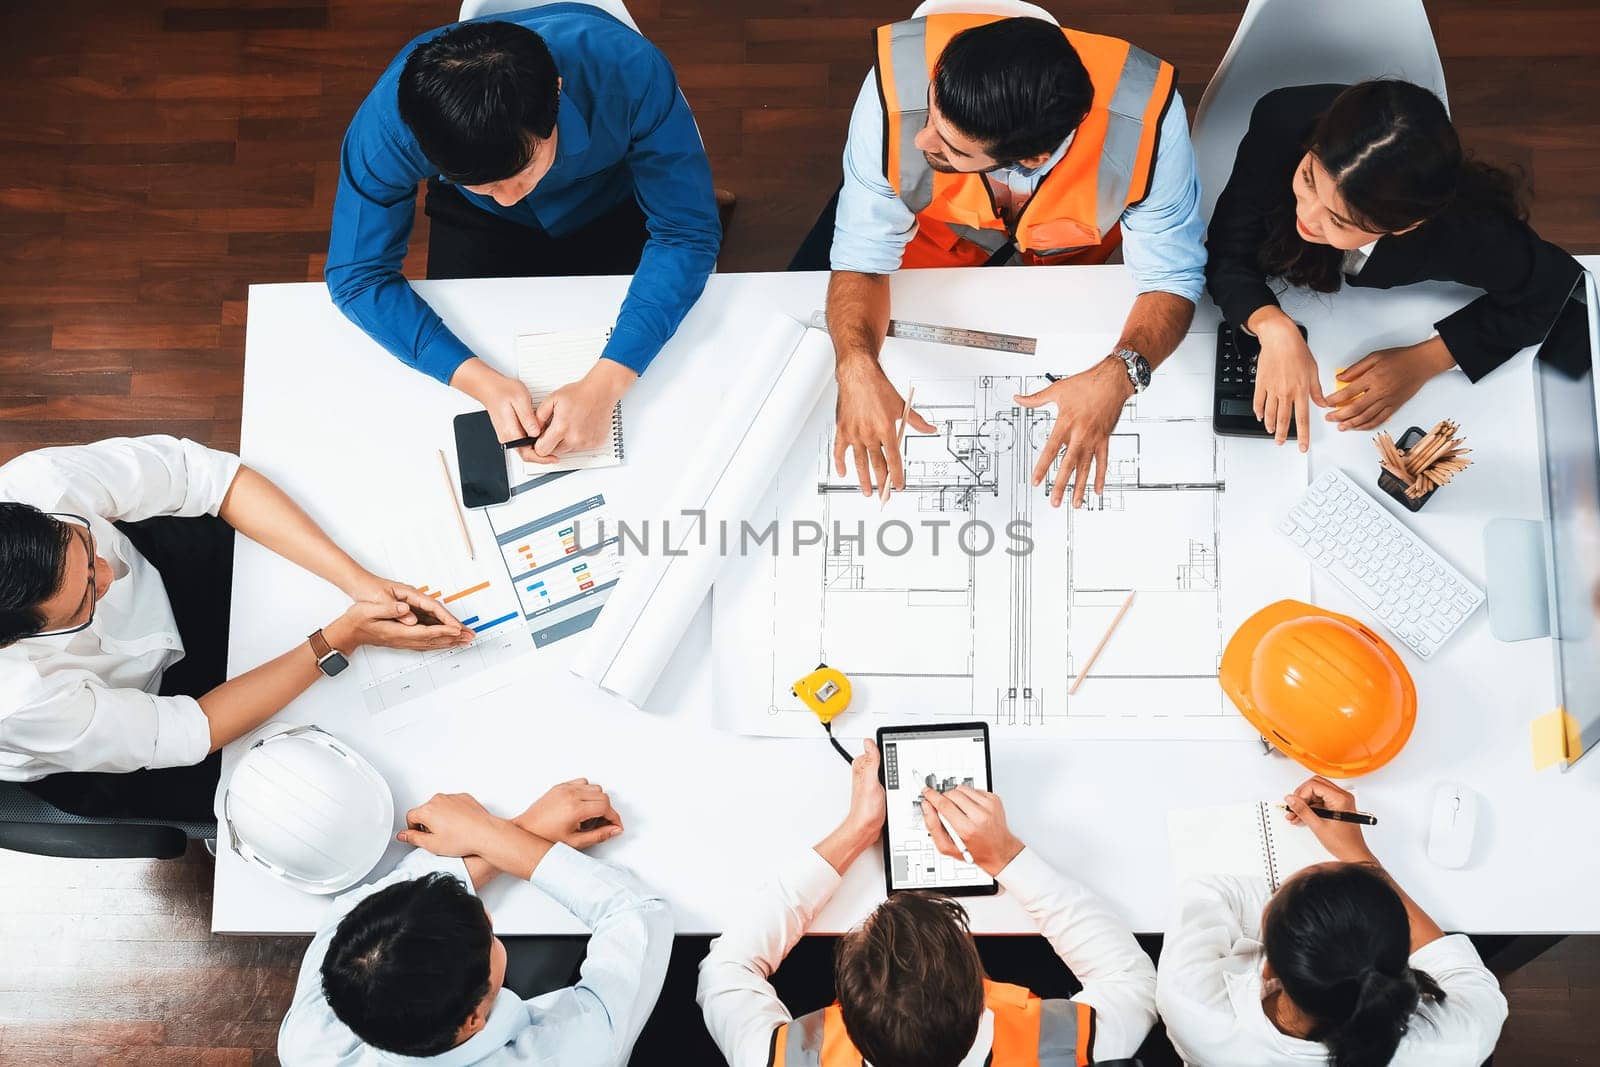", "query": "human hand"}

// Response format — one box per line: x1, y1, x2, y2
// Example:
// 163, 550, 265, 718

324, 595, 473, 654
398, 792, 500, 857
1325, 337, 1455, 431
833, 356, 936, 496
1017, 356, 1133, 508
920, 785, 1025, 877
531, 359, 637, 463
345, 574, 465, 631
1282, 775, 1378, 864
1252, 313, 1327, 450
451, 357, 544, 462
513, 778, 624, 851
844, 738, 887, 835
